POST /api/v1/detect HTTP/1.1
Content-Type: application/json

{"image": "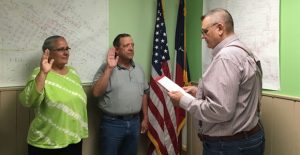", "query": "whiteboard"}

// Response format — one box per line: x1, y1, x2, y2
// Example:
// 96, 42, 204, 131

0, 0, 108, 87
202, 0, 280, 90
